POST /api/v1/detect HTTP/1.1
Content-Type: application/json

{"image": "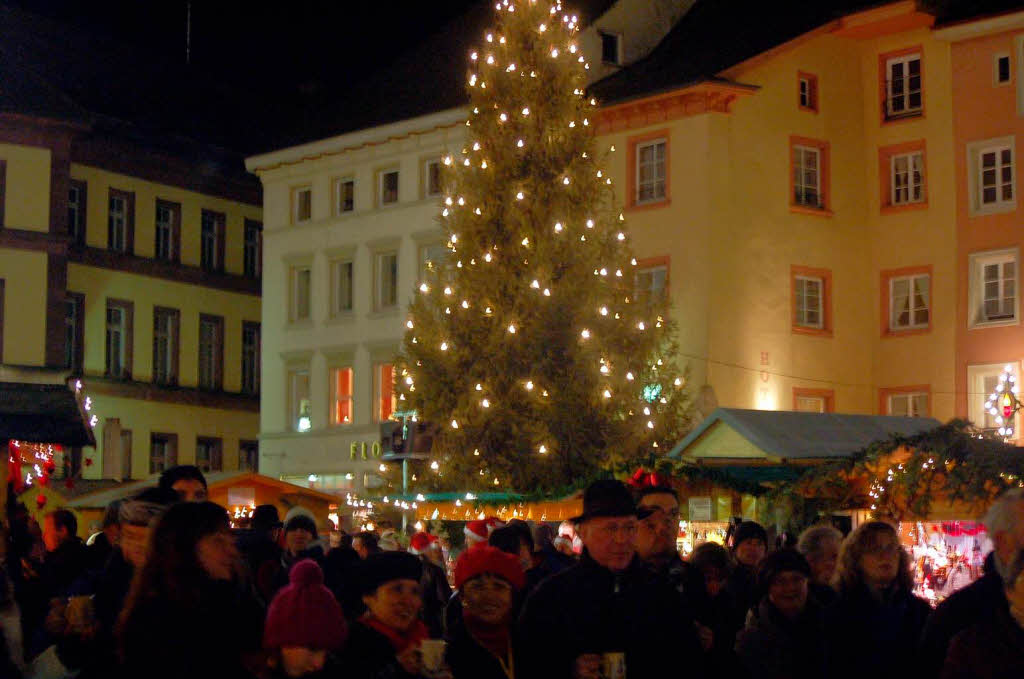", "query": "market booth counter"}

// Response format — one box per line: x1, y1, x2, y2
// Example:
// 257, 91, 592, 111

1, 365, 97, 521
